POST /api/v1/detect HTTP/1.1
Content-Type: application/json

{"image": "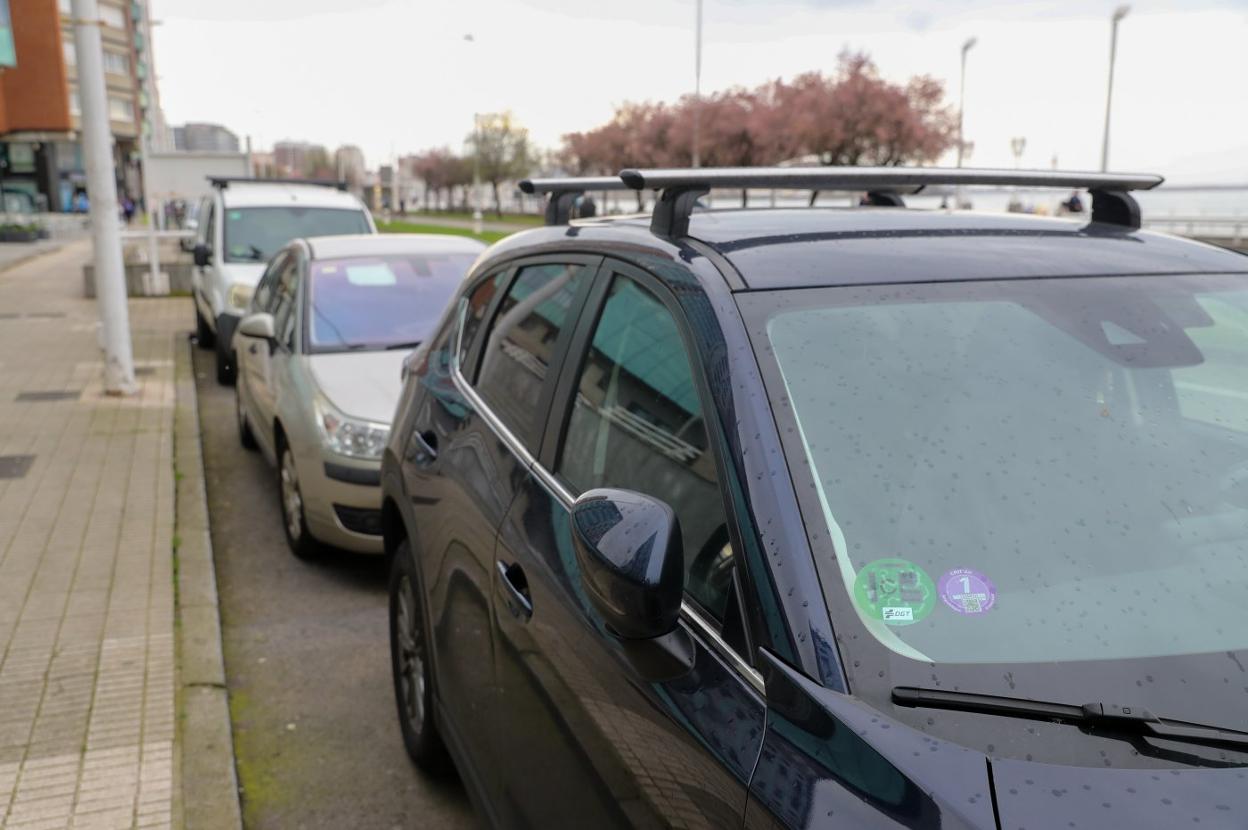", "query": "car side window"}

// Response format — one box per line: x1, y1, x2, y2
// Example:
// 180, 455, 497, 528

271, 257, 300, 352
475, 263, 589, 451
557, 273, 735, 623
458, 271, 506, 377
253, 252, 287, 313
202, 201, 215, 250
